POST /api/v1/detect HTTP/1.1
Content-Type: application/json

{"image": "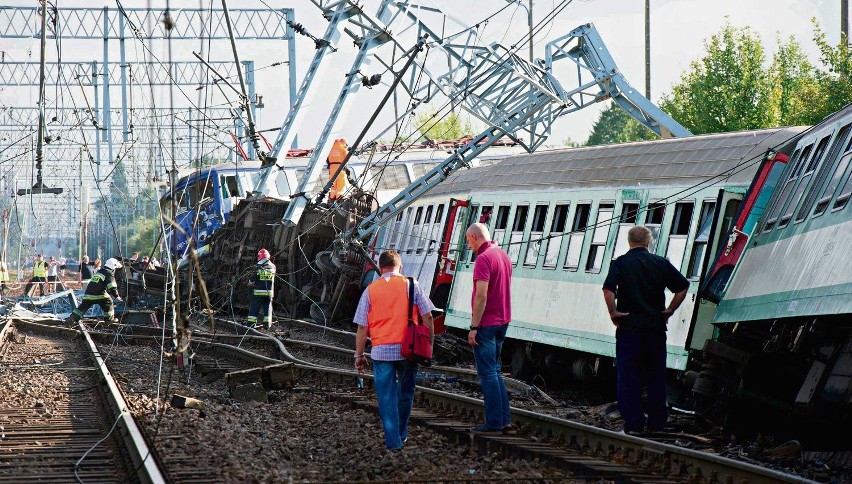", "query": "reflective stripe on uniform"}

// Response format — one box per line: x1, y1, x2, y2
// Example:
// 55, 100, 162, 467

253, 290, 272, 296
82, 295, 111, 301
